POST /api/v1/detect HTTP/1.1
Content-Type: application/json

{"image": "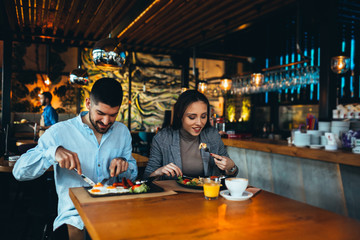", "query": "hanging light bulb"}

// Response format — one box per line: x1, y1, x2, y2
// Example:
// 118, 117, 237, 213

198, 81, 207, 93
69, 68, 89, 85
251, 73, 264, 87
220, 78, 232, 91
92, 37, 127, 68
331, 56, 350, 74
